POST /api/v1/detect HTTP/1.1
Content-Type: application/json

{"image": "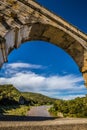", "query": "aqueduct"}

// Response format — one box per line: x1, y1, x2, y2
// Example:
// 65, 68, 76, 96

0, 0, 87, 87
